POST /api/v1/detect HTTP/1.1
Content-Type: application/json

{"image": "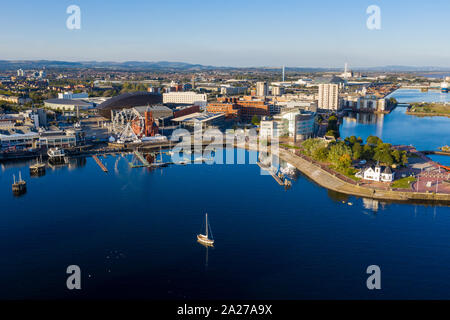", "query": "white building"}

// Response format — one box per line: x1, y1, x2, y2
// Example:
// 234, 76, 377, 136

271, 86, 284, 96
356, 165, 394, 182
260, 118, 281, 139
163, 92, 207, 107
260, 109, 316, 140
220, 86, 247, 95
44, 99, 93, 115
318, 84, 340, 111
17, 69, 24, 77
256, 82, 268, 97
58, 91, 89, 100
